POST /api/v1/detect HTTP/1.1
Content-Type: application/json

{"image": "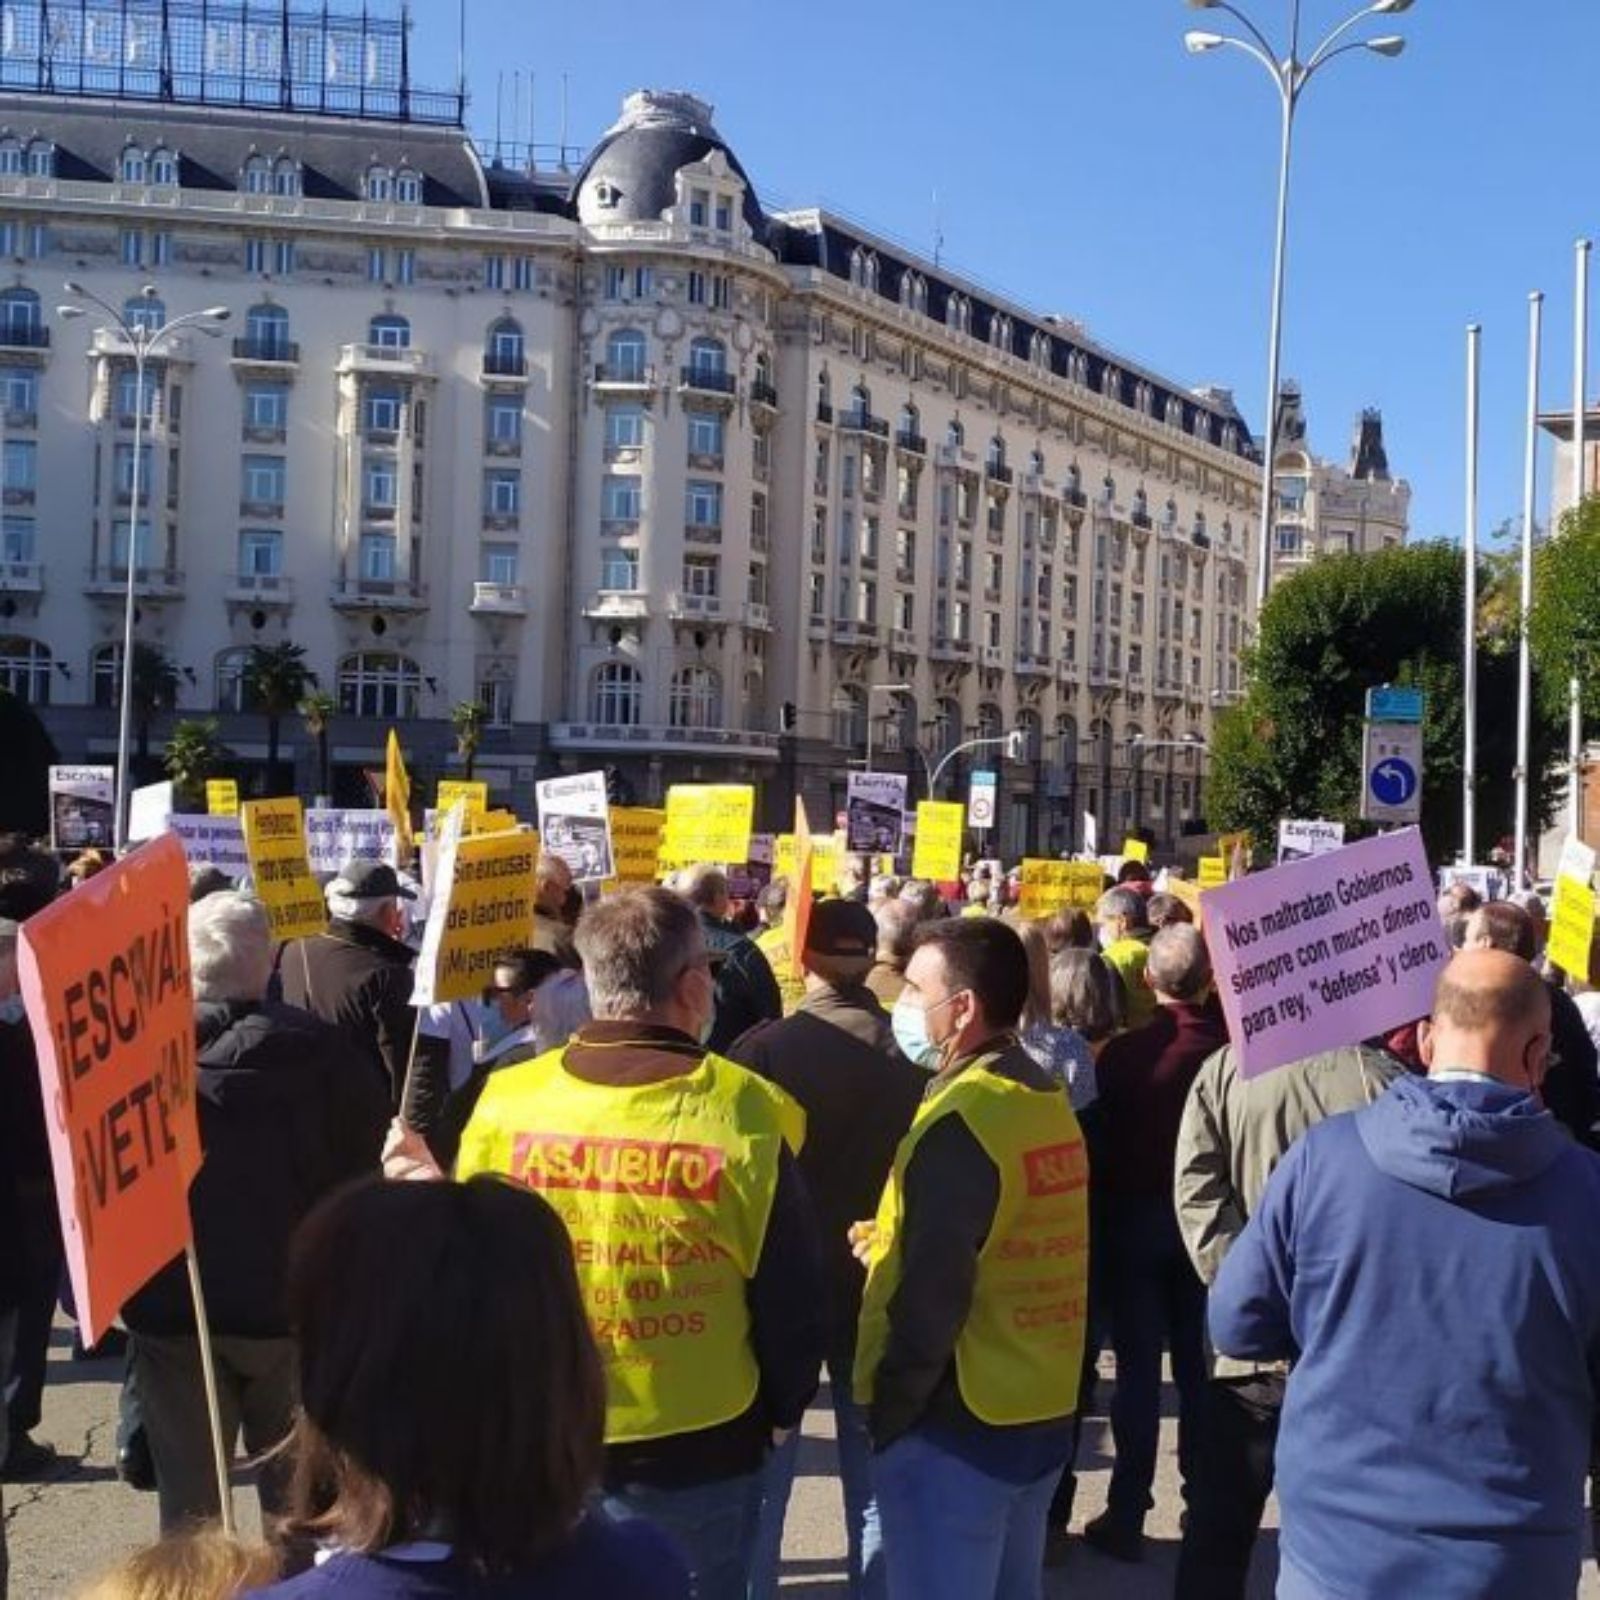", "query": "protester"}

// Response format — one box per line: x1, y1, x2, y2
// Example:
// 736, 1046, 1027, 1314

897, 879, 942, 922
531, 852, 578, 961
1172, 1037, 1402, 1598
679, 864, 784, 1053
76, 1530, 278, 1600
837, 854, 871, 904
1080, 926, 1225, 1561
1462, 900, 1600, 1145
1040, 908, 1094, 955
1145, 891, 1193, 930
252, 1178, 690, 1599
187, 865, 234, 903
66, 848, 109, 886
1437, 880, 1482, 922
1094, 887, 1155, 1029
125, 892, 356, 1537
866, 898, 921, 1011
1050, 947, 1123, 1062
867, 874, 901, 909
1014, 918, 1096, 1110
731, 898, 925, 1599
390, 887, 824, 1599
1210, 951, 1600, 1598
280, 860, 417, 1114
854, 919, 1089, 1600
751, 878, 807, 1016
